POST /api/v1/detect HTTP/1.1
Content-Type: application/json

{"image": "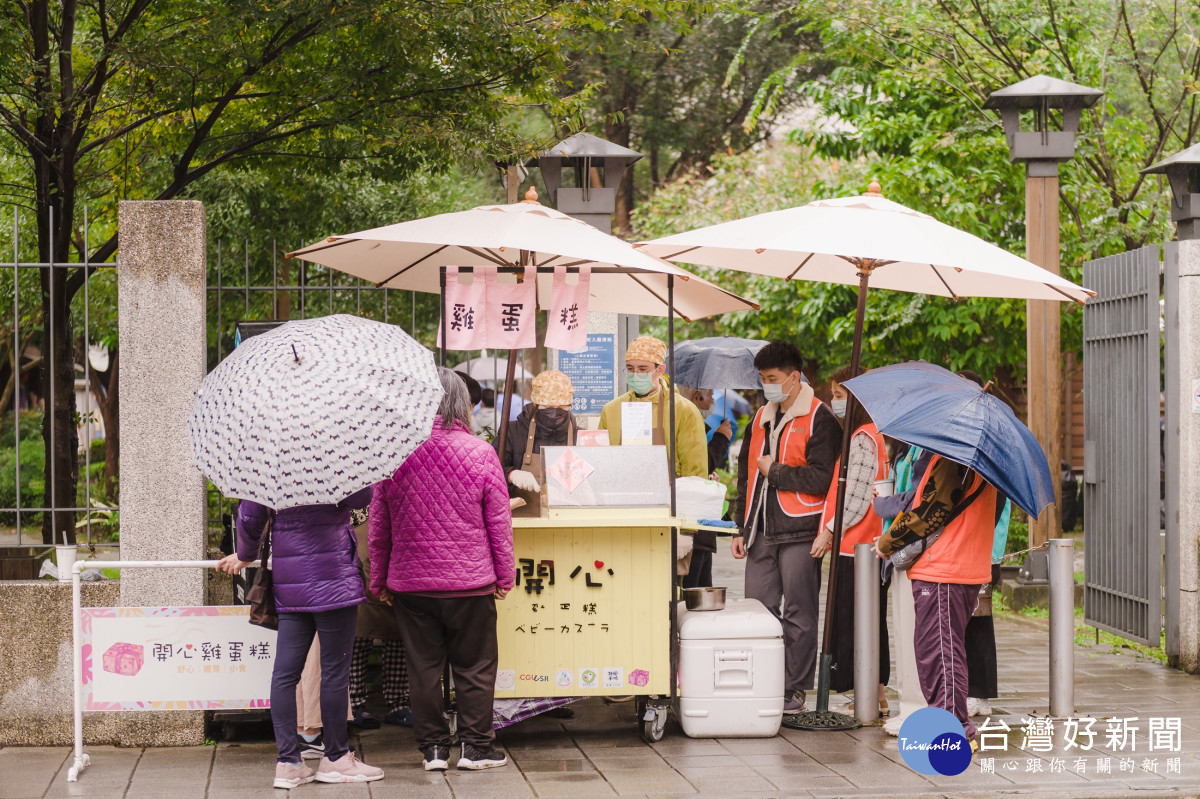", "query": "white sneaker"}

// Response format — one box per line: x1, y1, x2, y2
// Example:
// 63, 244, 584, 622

966, 697, 992, 717
883, 714, 907, 737
315, 752, 384, 783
